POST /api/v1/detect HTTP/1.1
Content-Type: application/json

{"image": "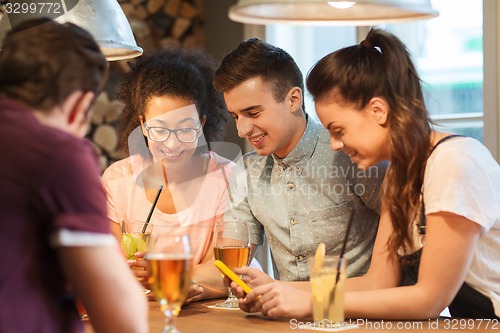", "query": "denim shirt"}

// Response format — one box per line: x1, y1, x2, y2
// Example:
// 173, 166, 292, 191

226, 119, 388, 281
